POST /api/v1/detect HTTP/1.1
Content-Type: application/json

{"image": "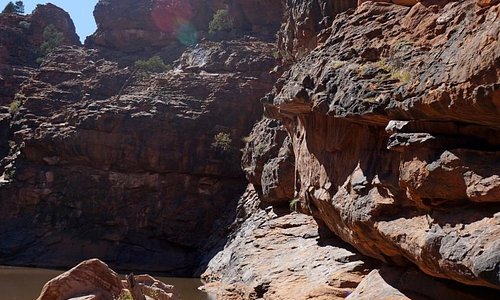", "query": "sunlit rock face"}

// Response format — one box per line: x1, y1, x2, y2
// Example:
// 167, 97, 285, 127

258, 0, 500, 291
202, 187, 375, 300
